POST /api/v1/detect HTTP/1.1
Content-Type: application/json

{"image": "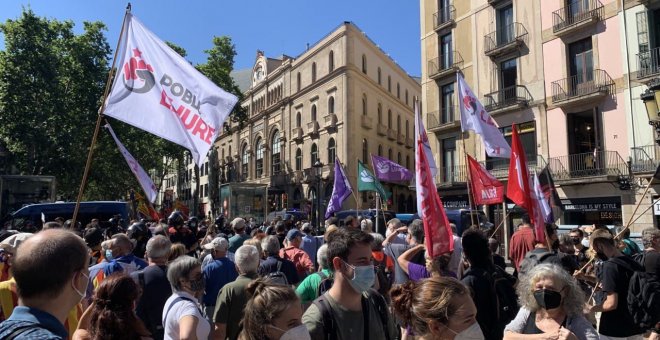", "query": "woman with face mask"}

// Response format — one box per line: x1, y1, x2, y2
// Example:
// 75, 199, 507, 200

239, 278, 309, 340
503, 263, 598, 340
390, 276, 484, 340
162, 256, 210, 340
